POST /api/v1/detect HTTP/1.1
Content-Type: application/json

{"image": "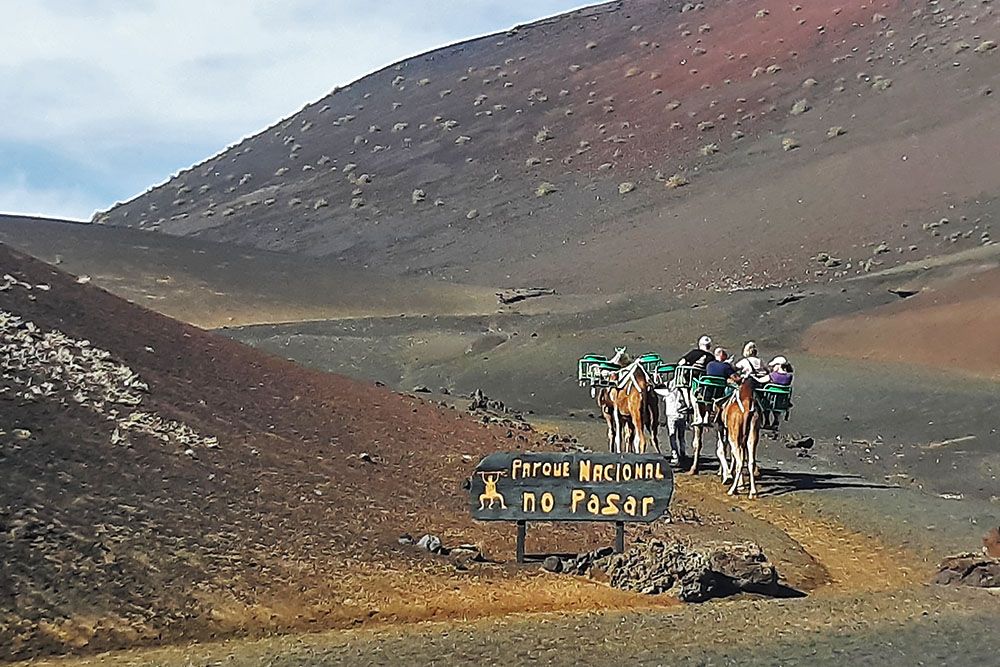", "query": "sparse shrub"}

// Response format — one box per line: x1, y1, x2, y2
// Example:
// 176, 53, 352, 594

392, 122, 409, 132
782, 137, 800, 151
975, 41, 997, 53
699, 143, 719, 156
412, 189, 426, 204
790, 99, 811, 115
314, 198, 329, 209
872, 77, 892, 91
625, 67, 641, 78
827, 126, 846, 138
418, 78, 431, 86
534, 127, 554, 143
466, 209, 479, 220
618, 182, 636, 195
350, 197, 365, 209
697, 120, 715, 131
455, 135, 472, 144
526, 157, 542, 167
586, 41, 598, 49
665, 174, 689, 189
535, 182, 557, 196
